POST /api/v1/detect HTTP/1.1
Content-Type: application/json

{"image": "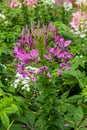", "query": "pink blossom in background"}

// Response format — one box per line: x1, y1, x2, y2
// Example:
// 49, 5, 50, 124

64, 123, 69, 127
70, 10, 87, 37
10, 0, 38, 8
70, 11, 87, 28
58, 70, 63, 75
55, 0, 71, 2
55, 0, 72, 6
10, 0, 22, 8
24, 0, 38, 6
